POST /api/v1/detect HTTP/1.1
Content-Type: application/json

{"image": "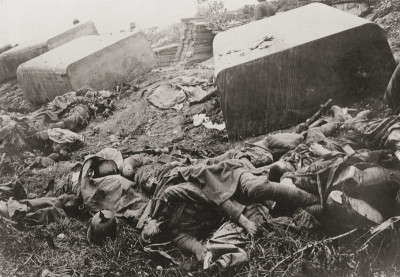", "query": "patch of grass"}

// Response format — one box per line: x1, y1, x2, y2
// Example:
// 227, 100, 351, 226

1, 218, 190, 277
3, 211, 400, 276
